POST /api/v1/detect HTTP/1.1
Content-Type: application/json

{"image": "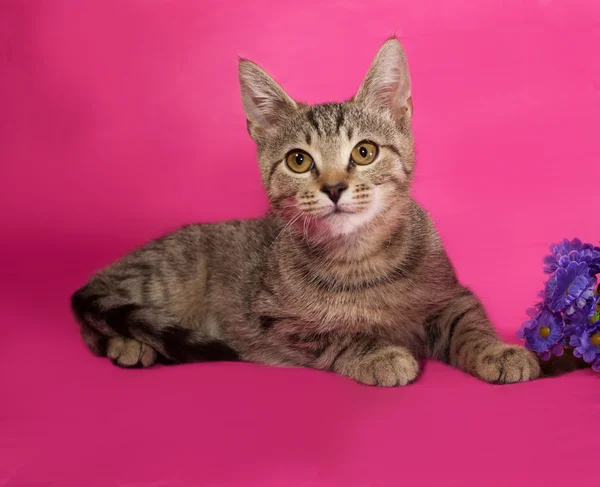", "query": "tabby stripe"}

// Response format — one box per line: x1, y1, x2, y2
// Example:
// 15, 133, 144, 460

330, 342, 352, 370
381, 144, 401, 158
335, 108, 345, 134
306, 109, 322, 136
158, 327, 240, 363
425, 310, 444, 352
382, 144, 410, 175
359, 336, 379, 356
292, 238, 423, 293
267, 159, 282, 186
259, 315, 278, 330
394, 238, 426, 277
445, 305, 481, 363
301, 265, 414, 293
102, 303, 143, 337
451, 324, 488, 364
